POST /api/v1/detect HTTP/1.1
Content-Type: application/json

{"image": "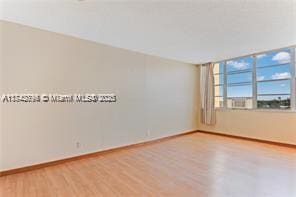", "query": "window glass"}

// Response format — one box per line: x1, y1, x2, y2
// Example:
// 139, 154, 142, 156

227, 97, 253, 109
214, 62, 224, 108
256, 49, 292, 110
226, 57, 253, 73
257, 64, 291, 81
257, 95, 290, 109
214, 74, 224, 85
213, 62, 224, 74
227, 85, 252, 98
225, 56, 254, 109
214, 47, 294, 110
228, 72, 252, 84
294, 48, 296, 77
257, 80, 290, 95
215, 85, 223, 97
256, 49, 291, 67
215, 97, 224, 108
